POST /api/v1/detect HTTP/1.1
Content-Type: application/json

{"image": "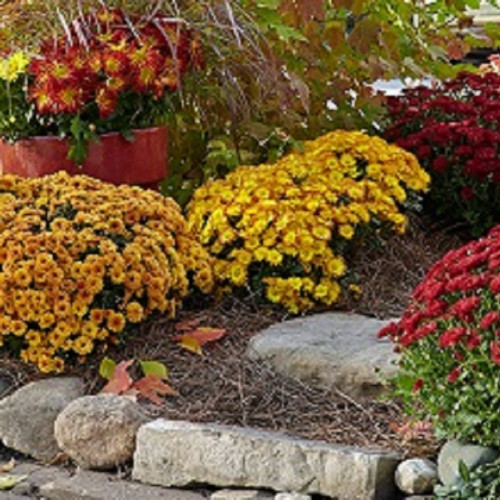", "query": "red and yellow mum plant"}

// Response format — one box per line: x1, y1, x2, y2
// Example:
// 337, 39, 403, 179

381, 225, 500, 447
0, 6, 201, 162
